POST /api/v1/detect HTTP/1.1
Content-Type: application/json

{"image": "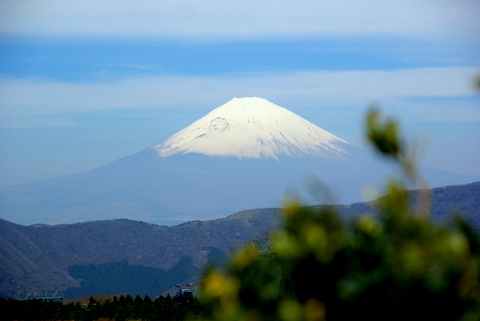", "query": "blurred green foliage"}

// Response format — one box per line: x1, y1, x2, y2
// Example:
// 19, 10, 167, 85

199, 110, 480, 321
